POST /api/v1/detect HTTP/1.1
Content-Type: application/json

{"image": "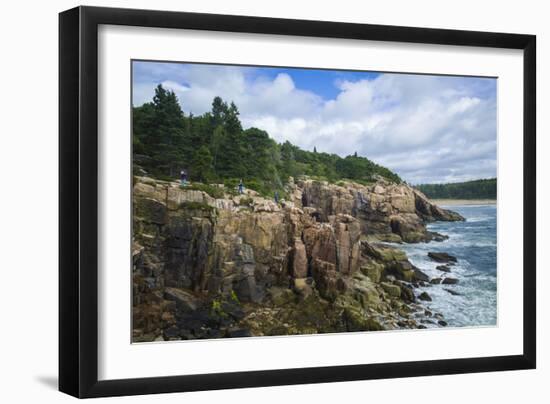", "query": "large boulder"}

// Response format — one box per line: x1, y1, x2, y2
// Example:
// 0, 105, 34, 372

428, 252, 458, 263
